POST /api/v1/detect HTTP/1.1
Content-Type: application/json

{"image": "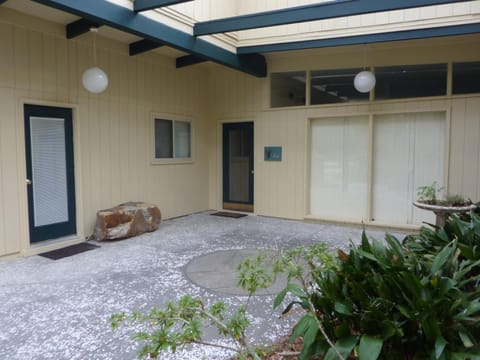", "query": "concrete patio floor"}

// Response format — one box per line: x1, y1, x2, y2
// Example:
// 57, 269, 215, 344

0, 211, 405, 360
